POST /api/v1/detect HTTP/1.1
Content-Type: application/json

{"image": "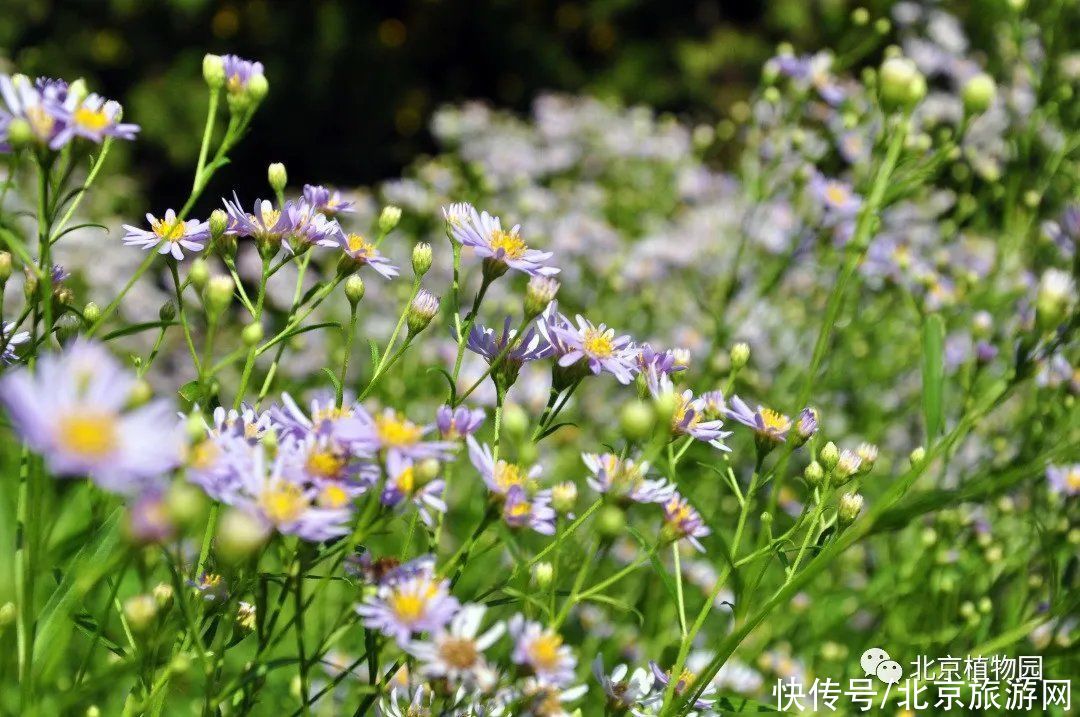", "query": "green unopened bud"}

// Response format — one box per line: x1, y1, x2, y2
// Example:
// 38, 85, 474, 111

962, 73, 996, 115
411, 242, 433, 276
1035, 268, 1075, 331
838, 492, 864, 526
378, 205, 403, 235
247, 73, 269, 103
165, 481, 207, 528
205, 275, 235, 315
267, 163, 287, 194
851, 7, 870, 26
502, 403, 529, 438
879, 57, 923, 110
203, 54, 226, 89
5, 118, 34, 149
186, 260, 209, 294
153, 583, 174, 610
619, 400, 656, 442
0, 251, 12, 283
123, 594, 158, 632
82, 301, 101, 326
241, 322, 264, 346
158, 300, 177, 323
0, 602, 16, 628
54, 314, 81, 346
208, 209, 229, 241
804, 461, 825, 487
596, 505, 626, 539
415, 458, 441, 486
524, 276, 559, 318
216, 508, 270, 564
406, 290, 440, 336
128, 379, 153, 408
551, 481, 578, 514
343, 275, 366, 308
730, 342, 750, 370
820, 441, 840, 470
909, 446, 927, 468
531, 562, 554, 587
